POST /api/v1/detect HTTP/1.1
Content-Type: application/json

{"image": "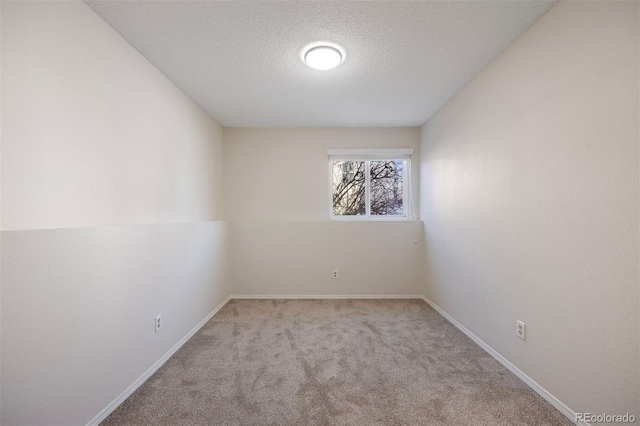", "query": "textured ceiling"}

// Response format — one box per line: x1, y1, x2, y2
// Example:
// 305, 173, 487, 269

85, 1, 555, 128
